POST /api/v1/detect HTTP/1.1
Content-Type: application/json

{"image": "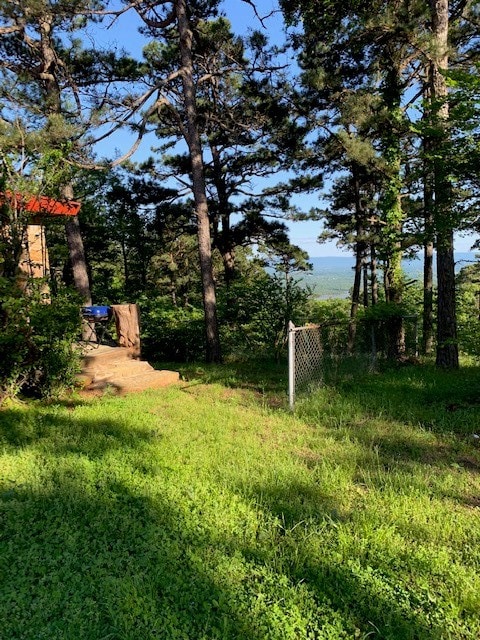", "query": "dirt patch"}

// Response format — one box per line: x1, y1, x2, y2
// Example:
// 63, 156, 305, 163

462, 495, 480, 509
457, 455, 480, 472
